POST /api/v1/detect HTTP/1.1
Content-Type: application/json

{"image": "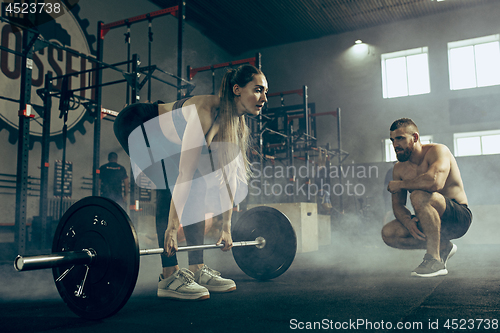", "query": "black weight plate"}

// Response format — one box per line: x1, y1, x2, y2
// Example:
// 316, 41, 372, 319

232, 206, 296, 280
52, 196, 140, 320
